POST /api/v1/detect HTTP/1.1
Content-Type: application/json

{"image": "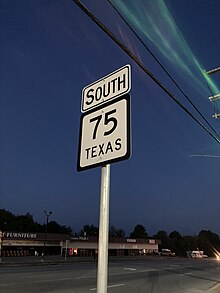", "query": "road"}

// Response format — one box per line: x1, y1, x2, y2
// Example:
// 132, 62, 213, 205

0, 257, 220, 292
